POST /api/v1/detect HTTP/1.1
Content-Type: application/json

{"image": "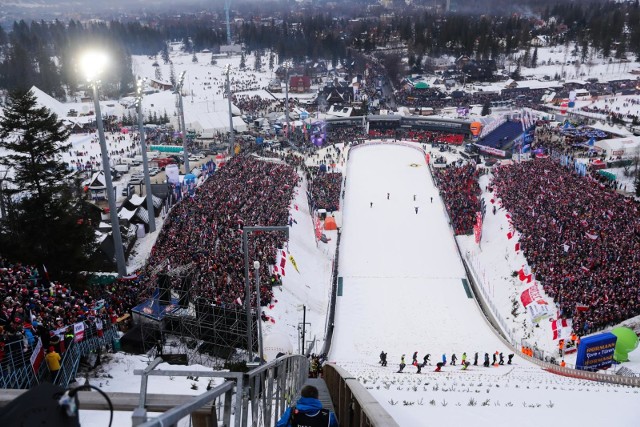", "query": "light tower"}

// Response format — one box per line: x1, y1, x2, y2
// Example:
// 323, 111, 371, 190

135, 77, 156, 234
175, 71, 190, 174
224, 0, 232, 45
224, 64, 235, 157
80, 51, 127, 277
